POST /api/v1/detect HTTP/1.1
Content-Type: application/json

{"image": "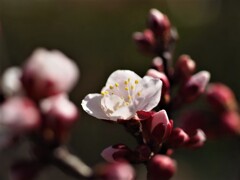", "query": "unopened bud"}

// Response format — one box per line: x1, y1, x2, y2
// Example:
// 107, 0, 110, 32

151, 57, 164, 72
181, 71, 210, 102
101, 144, 132, 163
21, 48, 79, 100
147, 155, 176, 180
141, 110, 173, 149
146, 69, 170, 95
96, 162, 135, 180
175, 55, 196, 81
0, 97, 40, 134
167, 128, 189, 148
206, 83, 238, 112
148, 9, 171, 36
133, 29, 155, 54
40, 94, 78, 142
219, 111, 240, 135
185, 129, 206, 149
